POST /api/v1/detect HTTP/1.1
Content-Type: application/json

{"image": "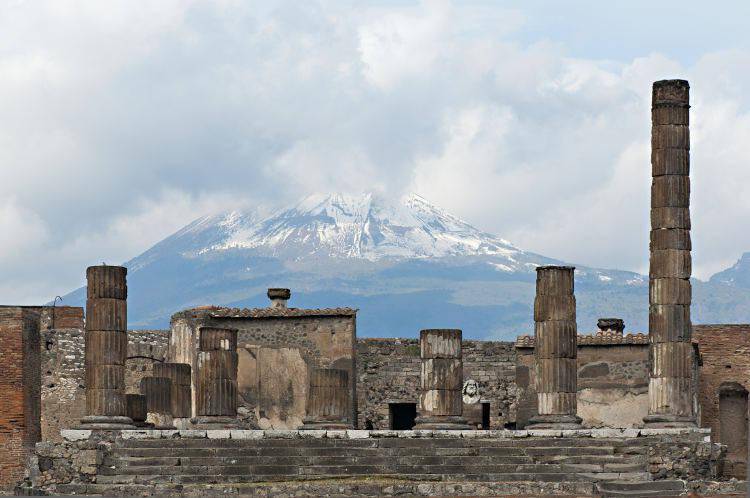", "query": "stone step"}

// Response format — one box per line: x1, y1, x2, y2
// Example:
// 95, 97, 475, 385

116, 437, 648, 449
597, 479, 685, 497
94, 471, 650, 486
110, 445, 621, 459
99, 461, 646, 477
105, 454, 642, 468
53, 480, 599, 497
